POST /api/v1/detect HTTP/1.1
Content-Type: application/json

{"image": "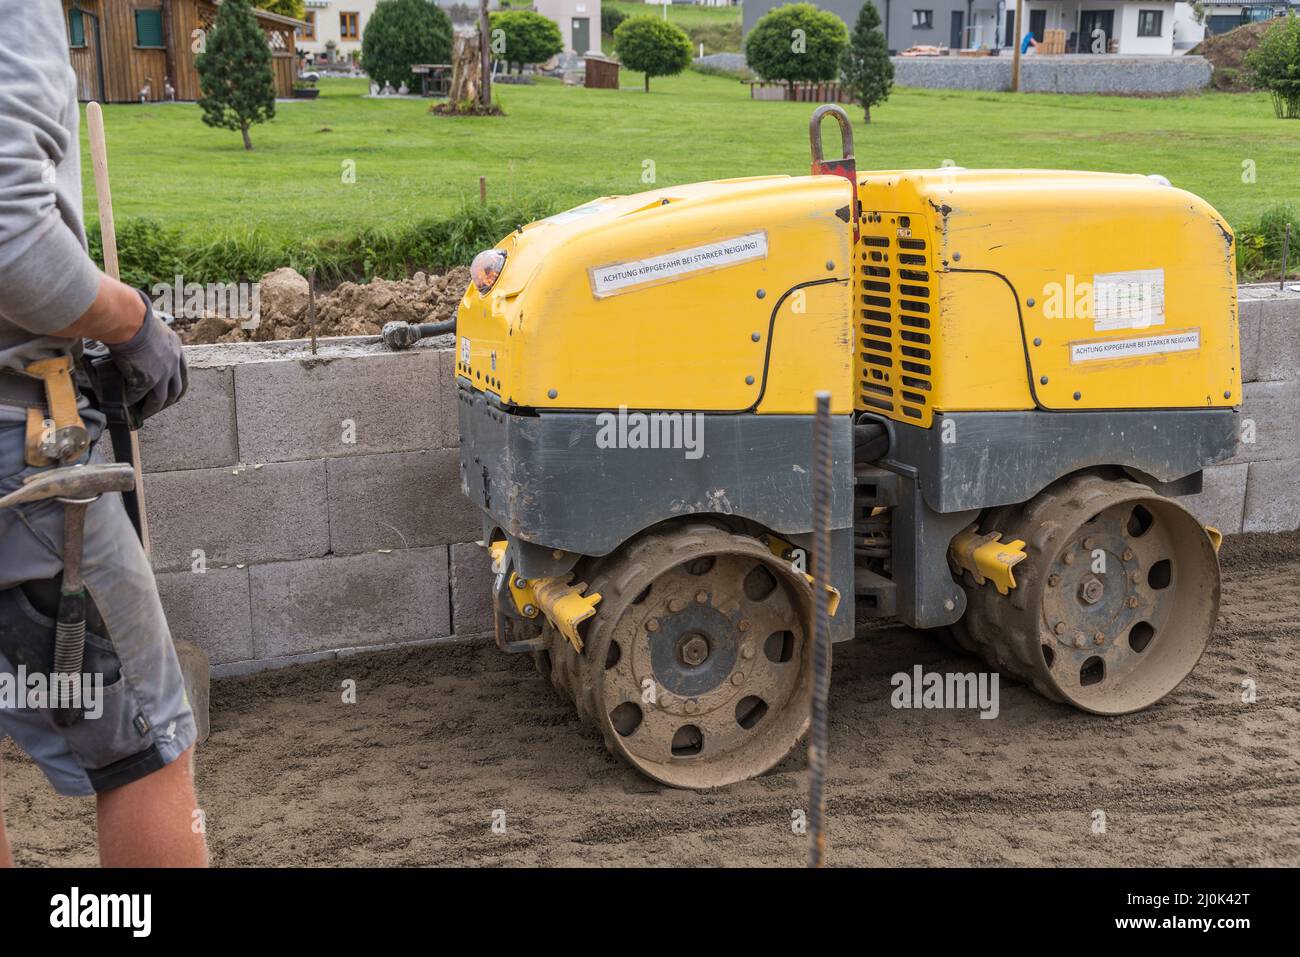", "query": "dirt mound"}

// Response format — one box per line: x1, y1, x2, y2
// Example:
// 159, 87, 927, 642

1191, 21, 1272, 92
178, 266, 471, 345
